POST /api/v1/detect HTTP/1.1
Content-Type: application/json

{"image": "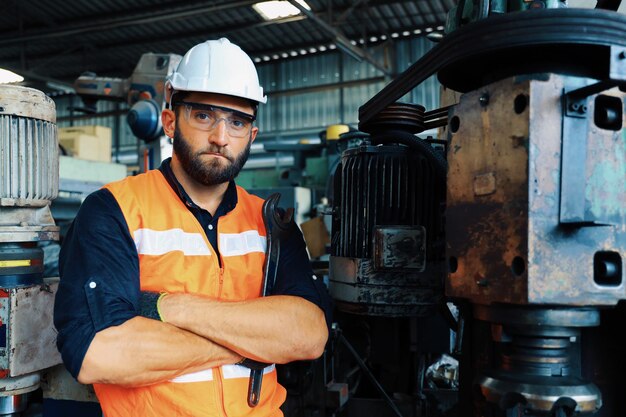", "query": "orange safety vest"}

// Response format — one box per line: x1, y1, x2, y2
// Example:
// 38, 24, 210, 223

96, 169, 286, 417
